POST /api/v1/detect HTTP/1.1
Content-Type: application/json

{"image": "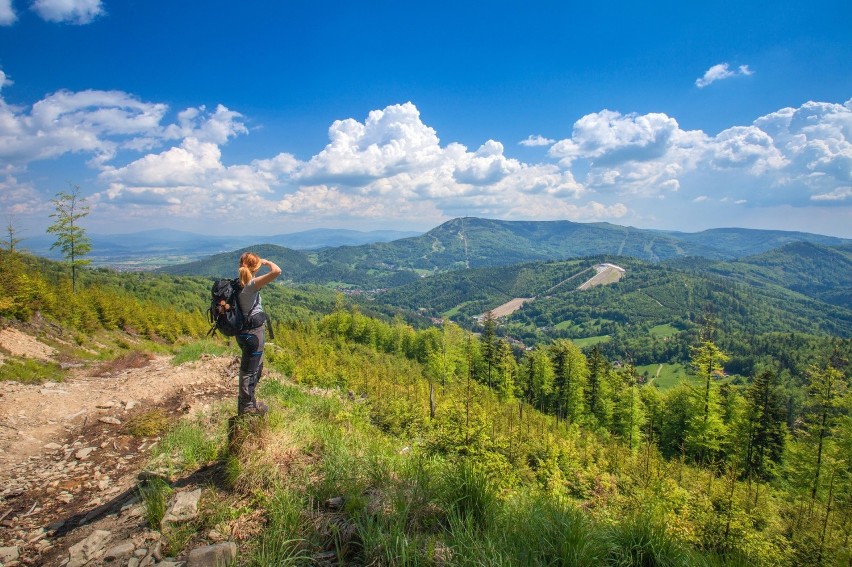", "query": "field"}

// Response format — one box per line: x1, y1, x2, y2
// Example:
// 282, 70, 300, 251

649, 323, 680, 338
572, 335, 612, 348
637, 362, 691, 390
